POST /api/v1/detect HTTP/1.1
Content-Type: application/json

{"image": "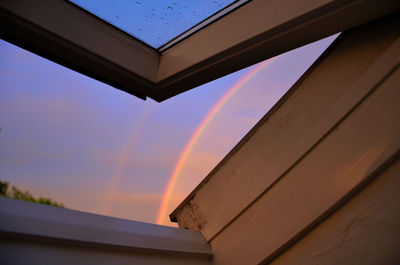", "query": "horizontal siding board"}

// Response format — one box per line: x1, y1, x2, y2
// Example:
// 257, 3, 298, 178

210, 64, 400, 265
269, 154, 400, 265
